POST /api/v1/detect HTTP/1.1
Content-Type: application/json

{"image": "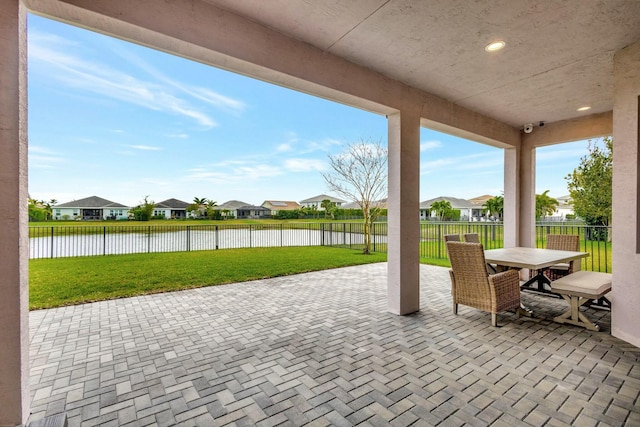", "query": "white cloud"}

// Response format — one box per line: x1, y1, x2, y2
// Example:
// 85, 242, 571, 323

277, 143, 293, 152
108, 45, 247, 115
284, 158, 325, 172
166, 133, 189, 139
29, 31, 218, 128
421, 152, 502, 175
29, 146, 57, 155
127, 145, 162, 151
420, 140, 442, 151
183, 163, 284, 184
28, 146, 66, 169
